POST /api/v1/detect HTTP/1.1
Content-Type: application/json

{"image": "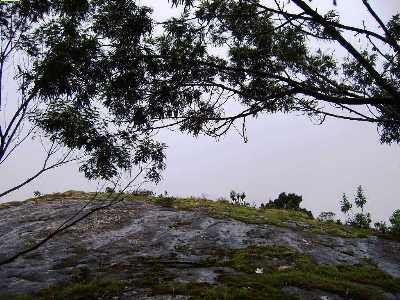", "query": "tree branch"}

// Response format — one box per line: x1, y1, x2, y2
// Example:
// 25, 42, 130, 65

0, 168, 145, 266
0, 150, 79, 199
291, 0, 400, 99
361, 0, 400, 53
